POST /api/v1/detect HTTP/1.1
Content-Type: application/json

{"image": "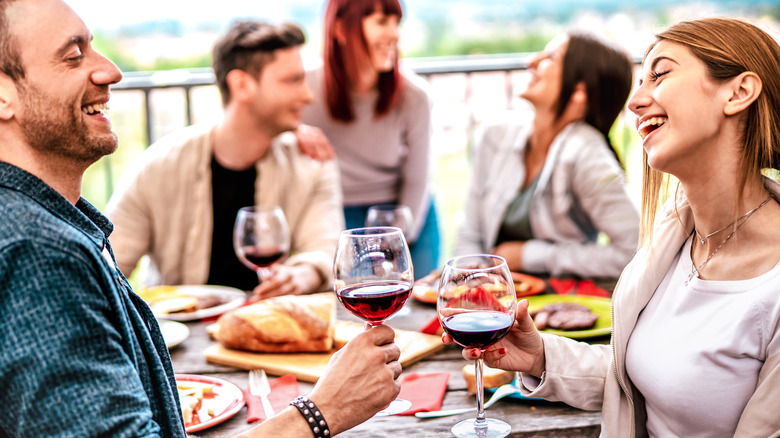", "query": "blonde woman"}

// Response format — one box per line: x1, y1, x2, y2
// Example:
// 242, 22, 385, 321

448, 17, 780, 436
